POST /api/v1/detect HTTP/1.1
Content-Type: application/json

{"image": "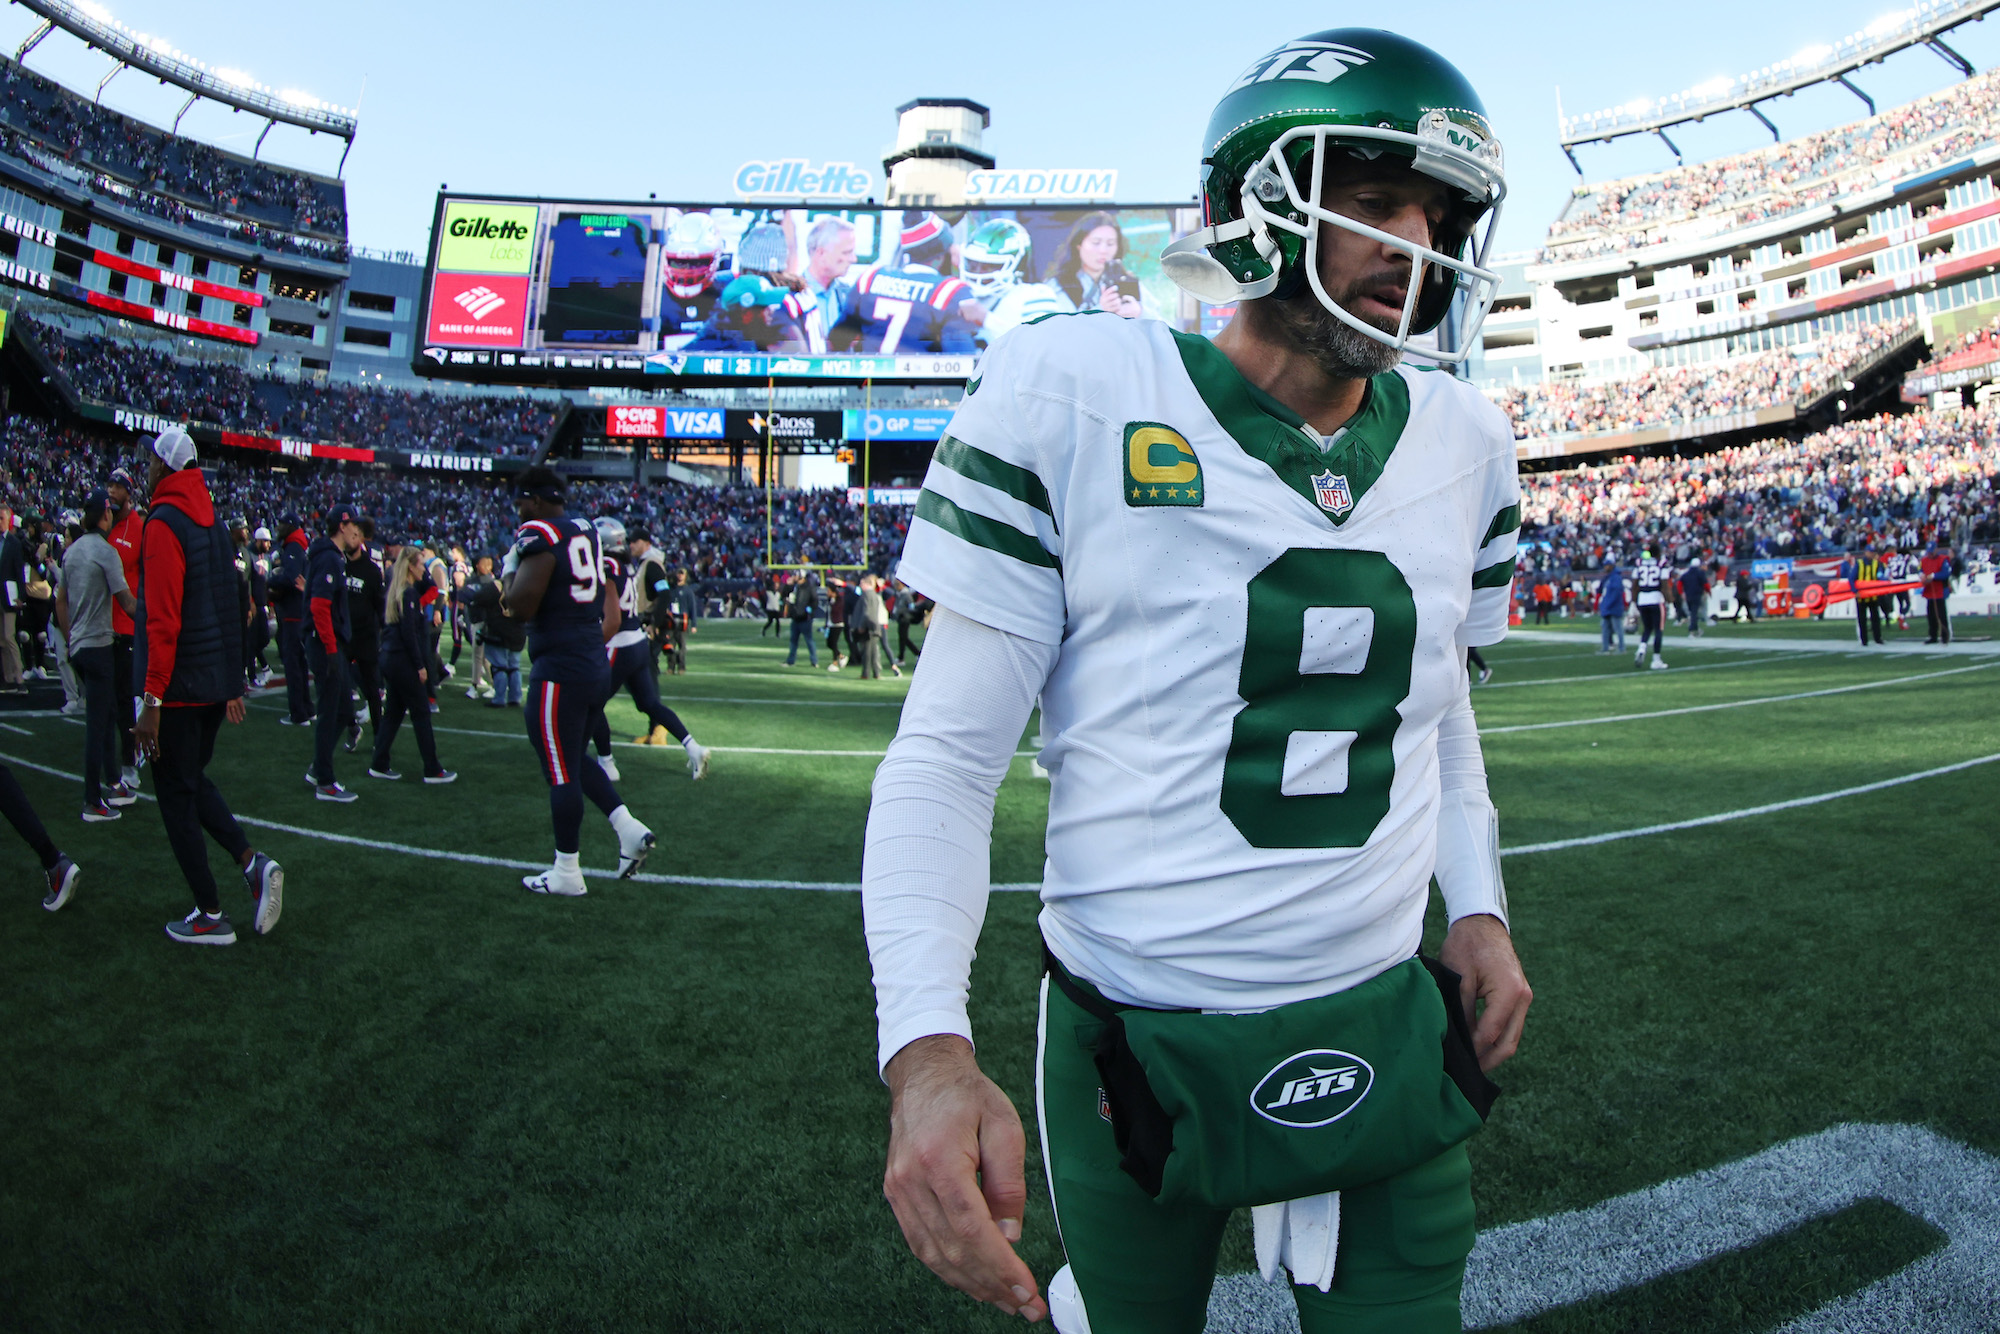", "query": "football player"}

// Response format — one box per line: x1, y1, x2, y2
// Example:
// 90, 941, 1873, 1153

587, 517, 710, 782
1631, 541, 1670, 669
835, 213, 979, 355
501, 468, 655, 895
657, 212, 730, 350
962, 218, 1075, 346
864, 30, 1529, 1333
